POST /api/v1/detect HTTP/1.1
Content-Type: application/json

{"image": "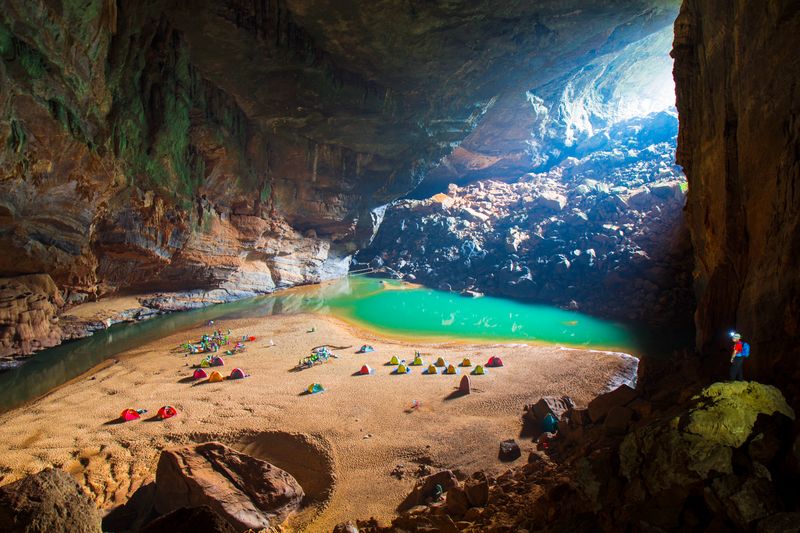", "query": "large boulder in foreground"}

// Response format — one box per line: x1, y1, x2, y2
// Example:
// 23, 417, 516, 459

154, 442, 304, 531
0, 468, 101, 533
619, 382, 795, 529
